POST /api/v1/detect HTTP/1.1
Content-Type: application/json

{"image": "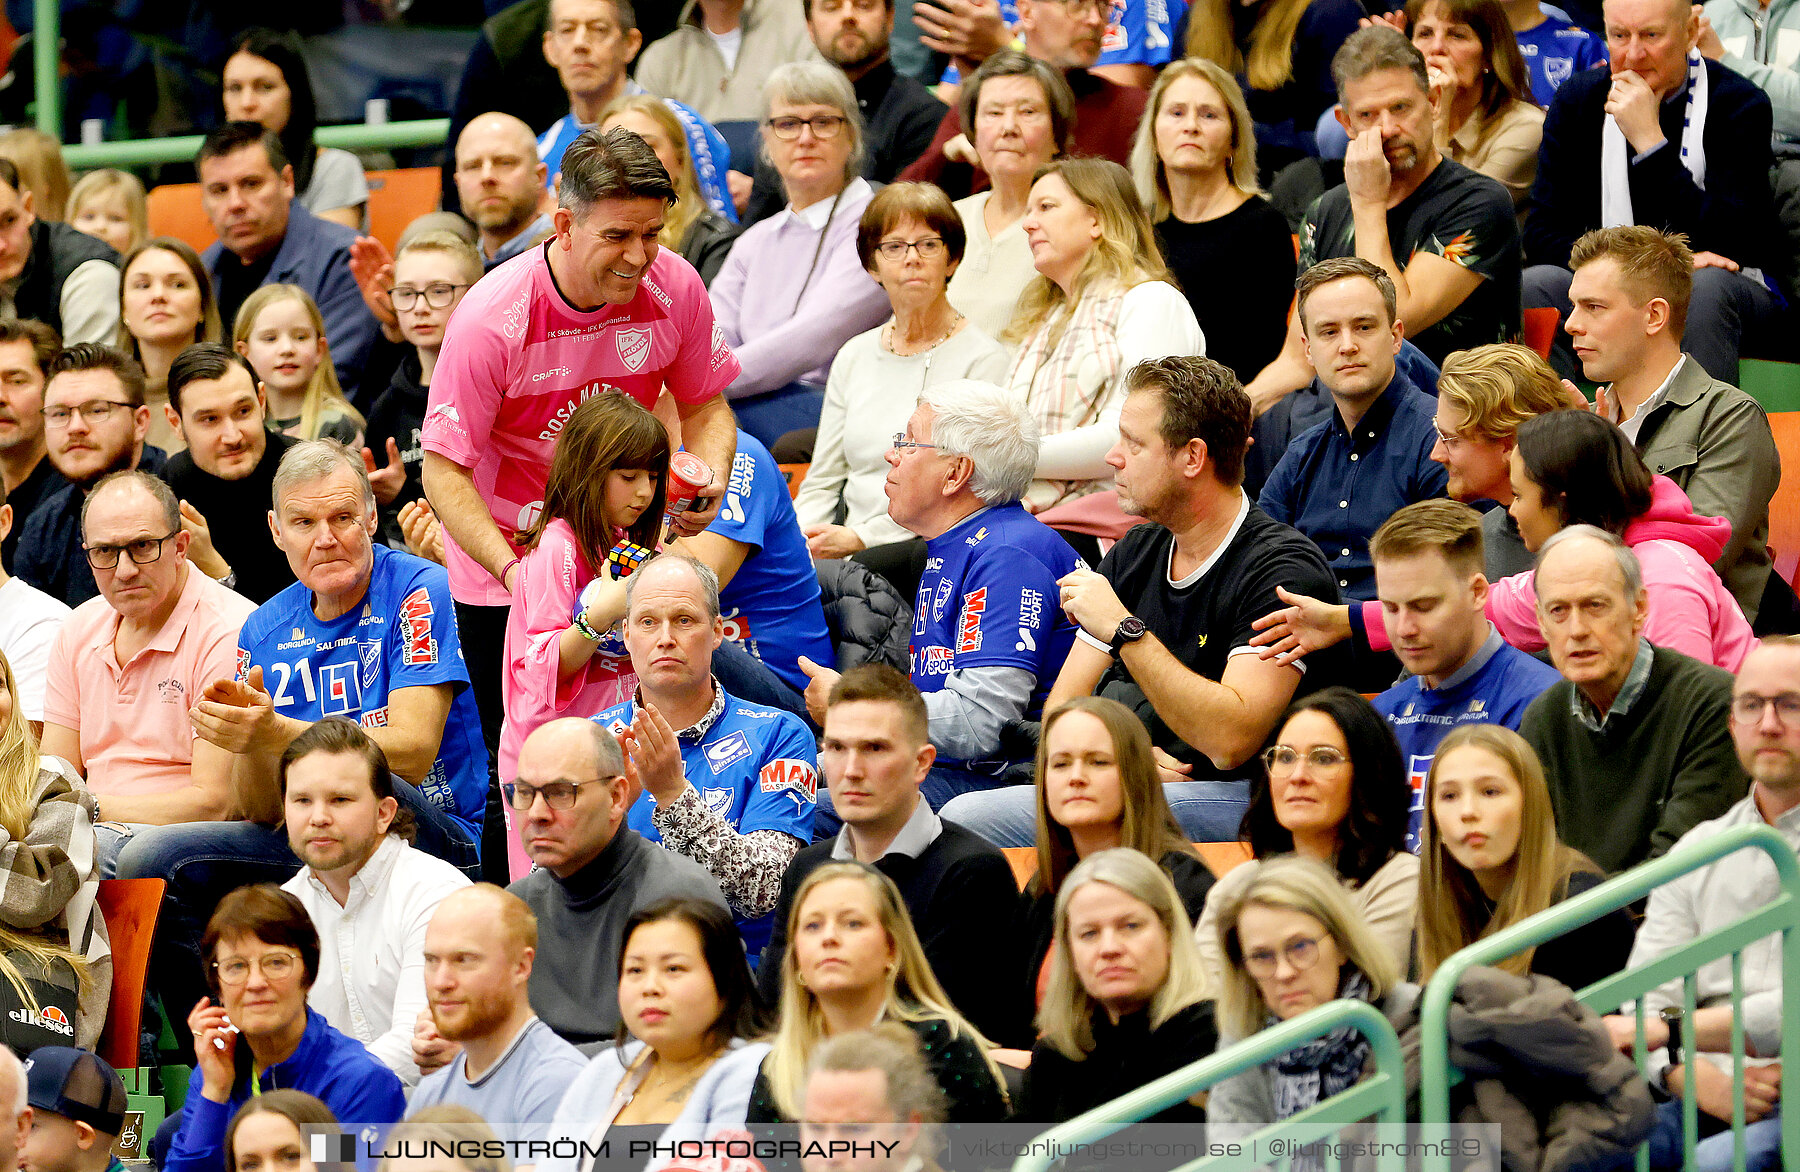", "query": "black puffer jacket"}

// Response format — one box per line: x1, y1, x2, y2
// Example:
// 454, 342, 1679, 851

816, 557, 909, 672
